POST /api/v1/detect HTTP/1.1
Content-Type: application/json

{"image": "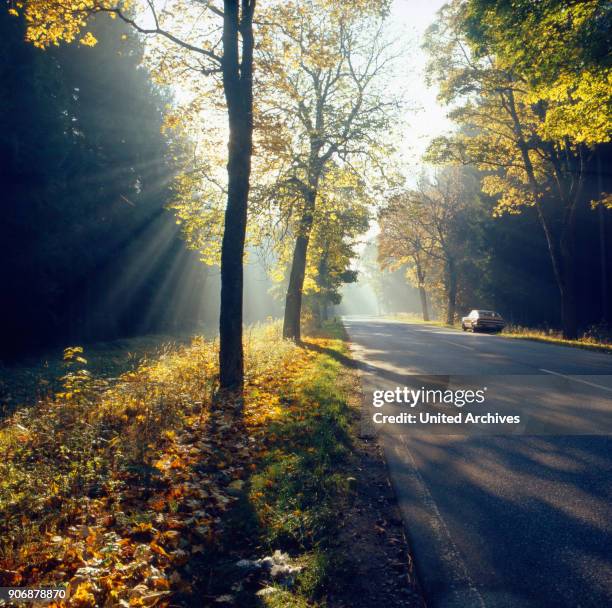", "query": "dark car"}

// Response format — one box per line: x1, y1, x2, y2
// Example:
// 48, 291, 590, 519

461, 309, 505, 333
